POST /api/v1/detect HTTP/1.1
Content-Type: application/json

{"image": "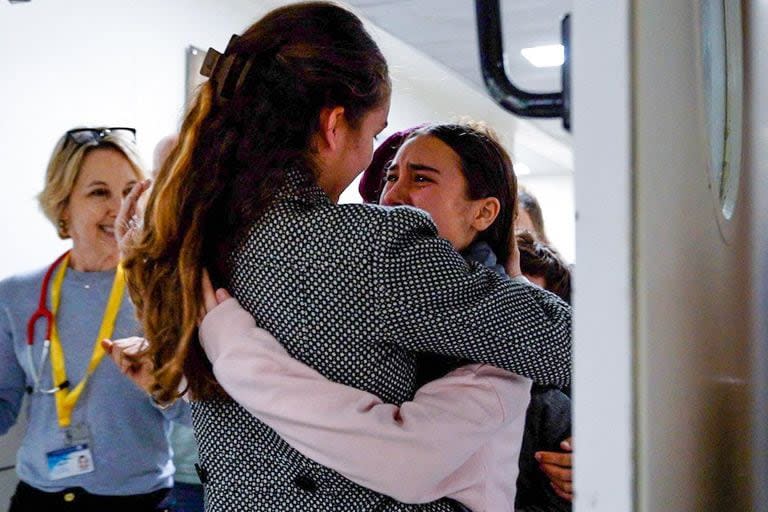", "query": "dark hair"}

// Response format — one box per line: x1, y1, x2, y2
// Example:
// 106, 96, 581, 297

123, 1, 390, 402
359, 126, 424, 203
407, 123, 518, 265
518, 187, 549, 244
517, 231, 571, 303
